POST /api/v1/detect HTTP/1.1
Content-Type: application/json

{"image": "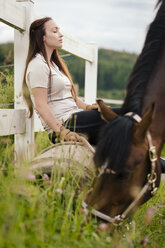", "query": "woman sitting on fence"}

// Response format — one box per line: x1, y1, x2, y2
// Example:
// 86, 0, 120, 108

22, 17, 107, 145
